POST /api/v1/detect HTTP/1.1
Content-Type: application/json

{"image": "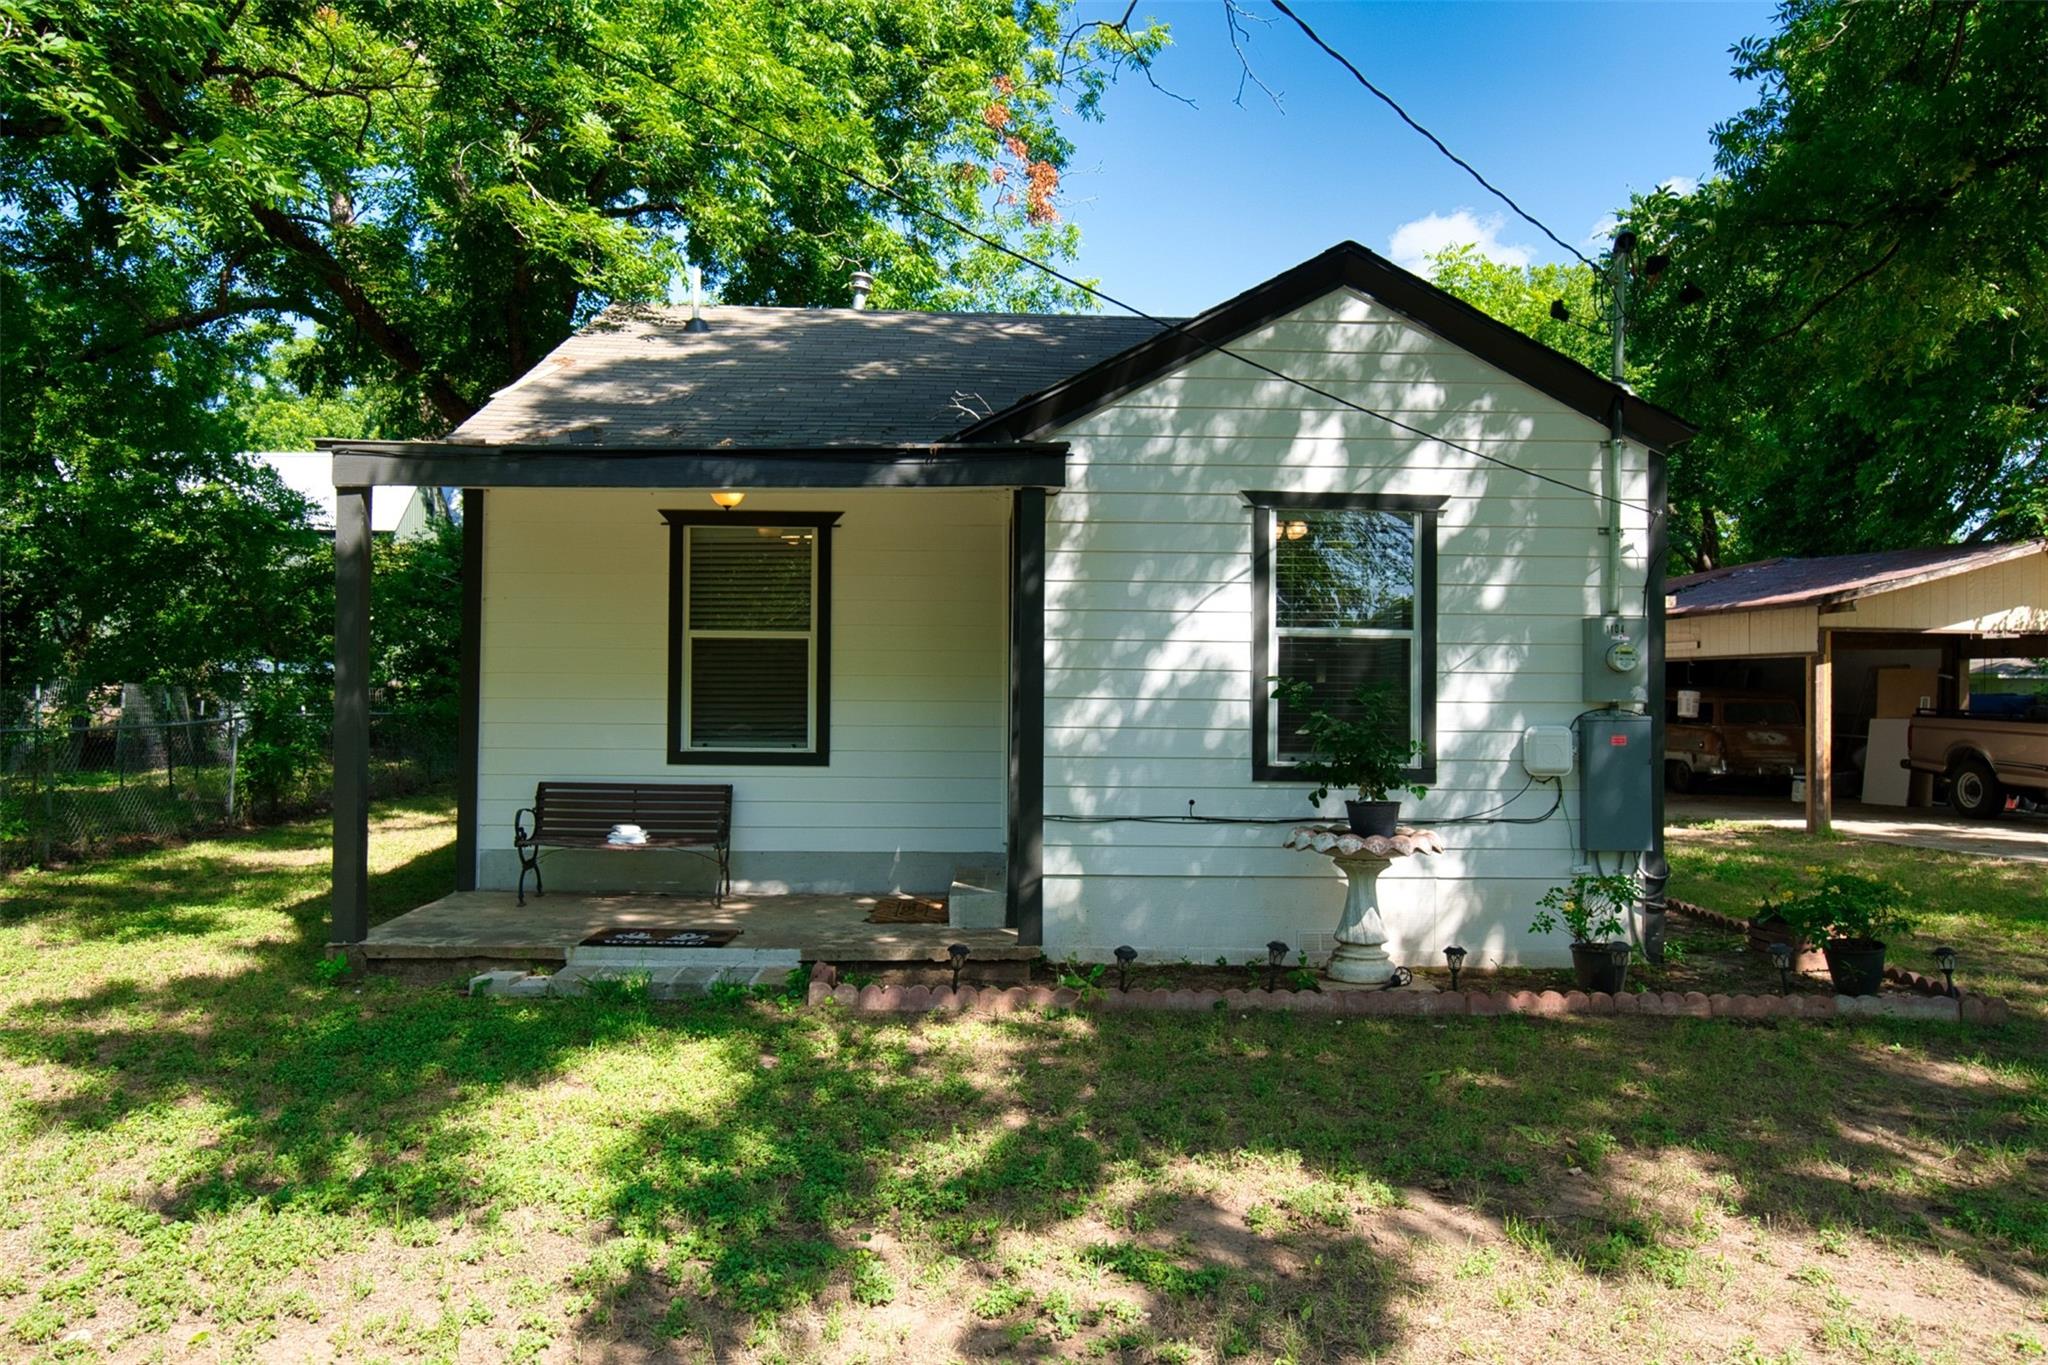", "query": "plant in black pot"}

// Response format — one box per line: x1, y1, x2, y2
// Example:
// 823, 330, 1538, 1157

1528, 871, 1641, 993
1270, 677, 1427, 836
1775, 873, 1913, 996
